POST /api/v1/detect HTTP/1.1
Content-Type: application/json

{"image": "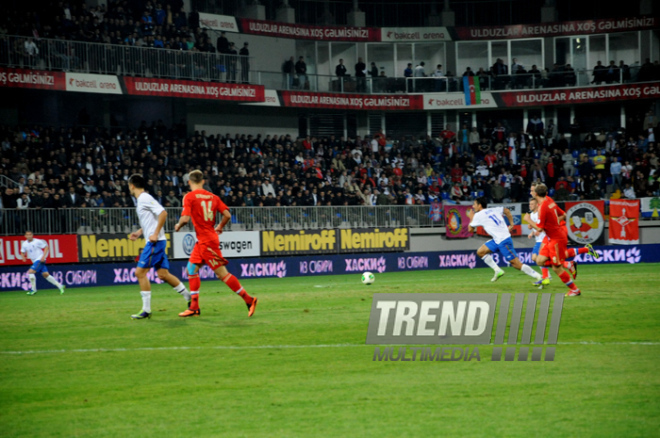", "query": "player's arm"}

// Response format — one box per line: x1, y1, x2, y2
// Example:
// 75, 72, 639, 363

175, 215, 190, 232
467, 209, 476, 234
503, 208, 515, 232
175, 193, 191, 232
20, 243, 27, 262
129, 228, 143, 241
215, 209, 231, 234
149, 210, 167, 243
40, 243, 49, 262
